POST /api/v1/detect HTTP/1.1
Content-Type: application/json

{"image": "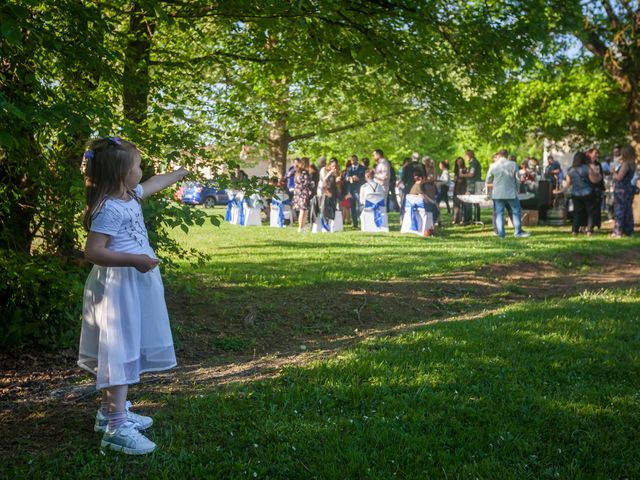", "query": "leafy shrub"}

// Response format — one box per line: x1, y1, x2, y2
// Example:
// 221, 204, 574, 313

0, 249, 86, 350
